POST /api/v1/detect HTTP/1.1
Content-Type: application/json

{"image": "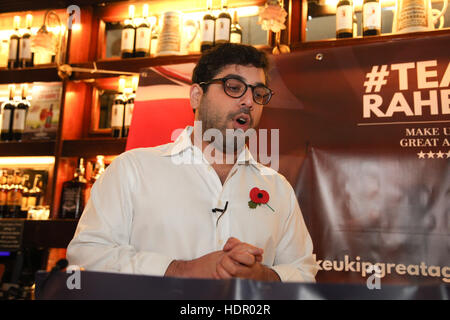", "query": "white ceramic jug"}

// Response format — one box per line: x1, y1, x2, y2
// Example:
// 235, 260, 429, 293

392, 0, 448, 33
